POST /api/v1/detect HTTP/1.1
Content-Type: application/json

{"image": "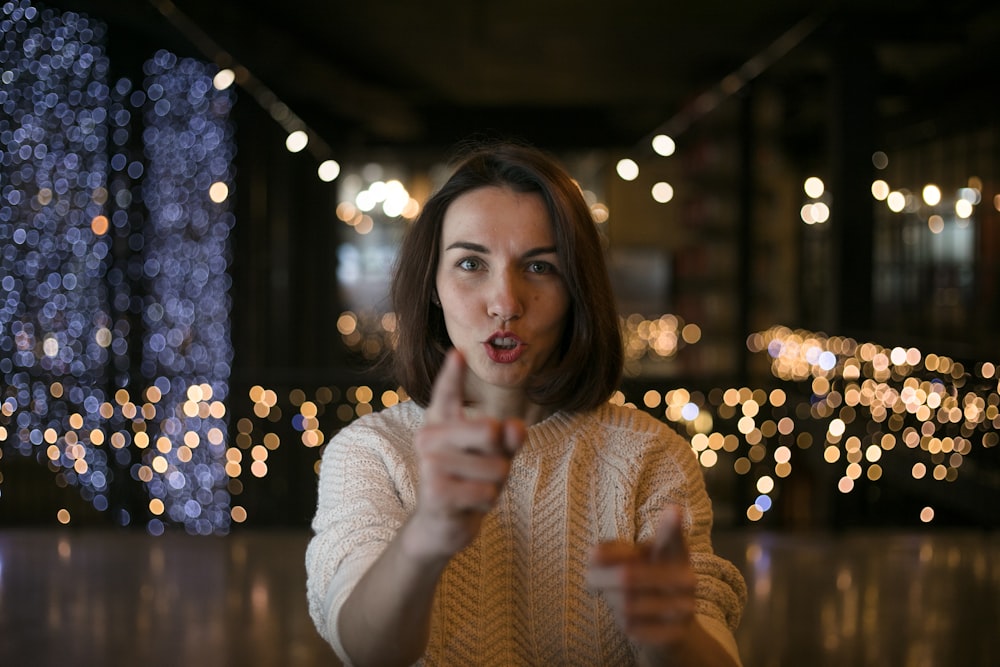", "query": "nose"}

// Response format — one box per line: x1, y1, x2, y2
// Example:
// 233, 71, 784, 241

487, 269, 524, 323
